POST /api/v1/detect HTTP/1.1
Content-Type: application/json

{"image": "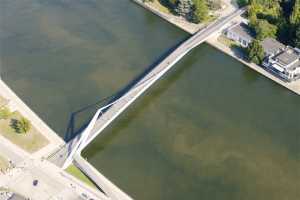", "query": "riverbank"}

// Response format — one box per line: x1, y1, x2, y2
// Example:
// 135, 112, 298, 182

0, 79, 65, 158
207, 35, 300, 95
132, 0, 201, 34
132, 0, 237, 34
0, 79, 130, 199
132, 0, 300, 96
